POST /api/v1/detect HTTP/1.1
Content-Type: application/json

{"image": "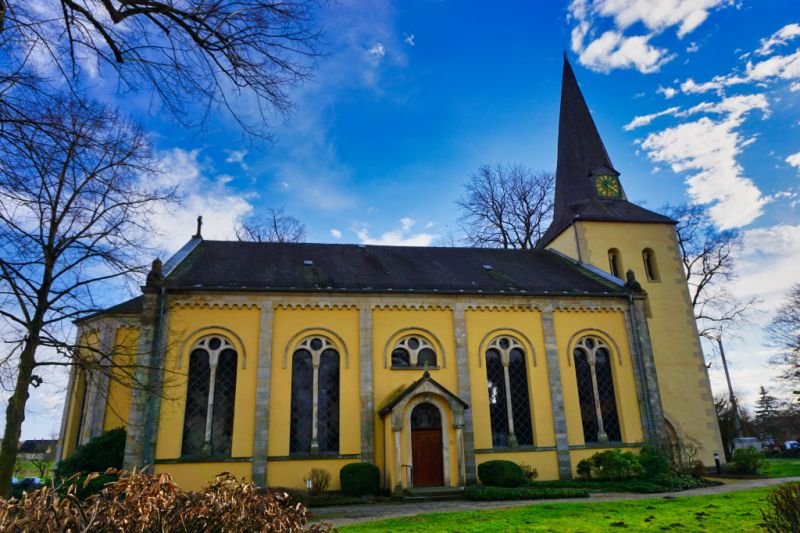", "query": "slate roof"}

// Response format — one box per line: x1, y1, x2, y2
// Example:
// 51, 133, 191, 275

78, 295, 143, 322
18, 439, 56, 454
163, 240, 627, 296
538, 57, 674, 247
